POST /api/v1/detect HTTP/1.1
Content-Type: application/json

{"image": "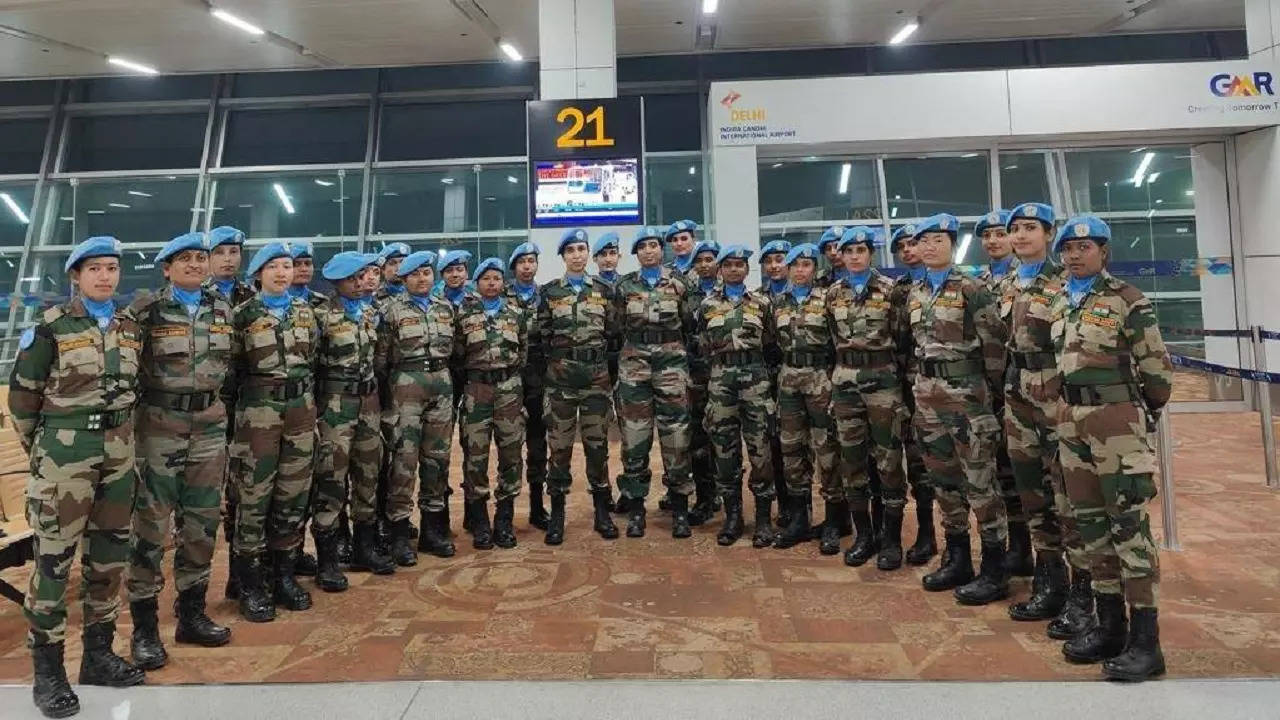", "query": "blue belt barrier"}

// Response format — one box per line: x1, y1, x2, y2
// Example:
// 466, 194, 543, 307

1170, 353, 1280, 383
1161, 327, 1250, 338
